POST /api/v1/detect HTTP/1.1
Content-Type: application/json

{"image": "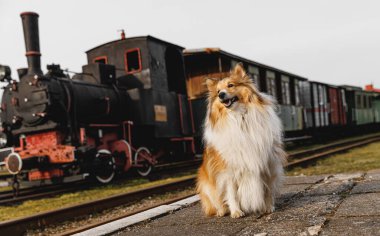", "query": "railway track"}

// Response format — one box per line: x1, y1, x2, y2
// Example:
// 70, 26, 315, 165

0, 181, 90, 205
0, 134, 379, 234
0, 176, 196, 235
0, 158, 202, 205
286, 133, 380, 168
